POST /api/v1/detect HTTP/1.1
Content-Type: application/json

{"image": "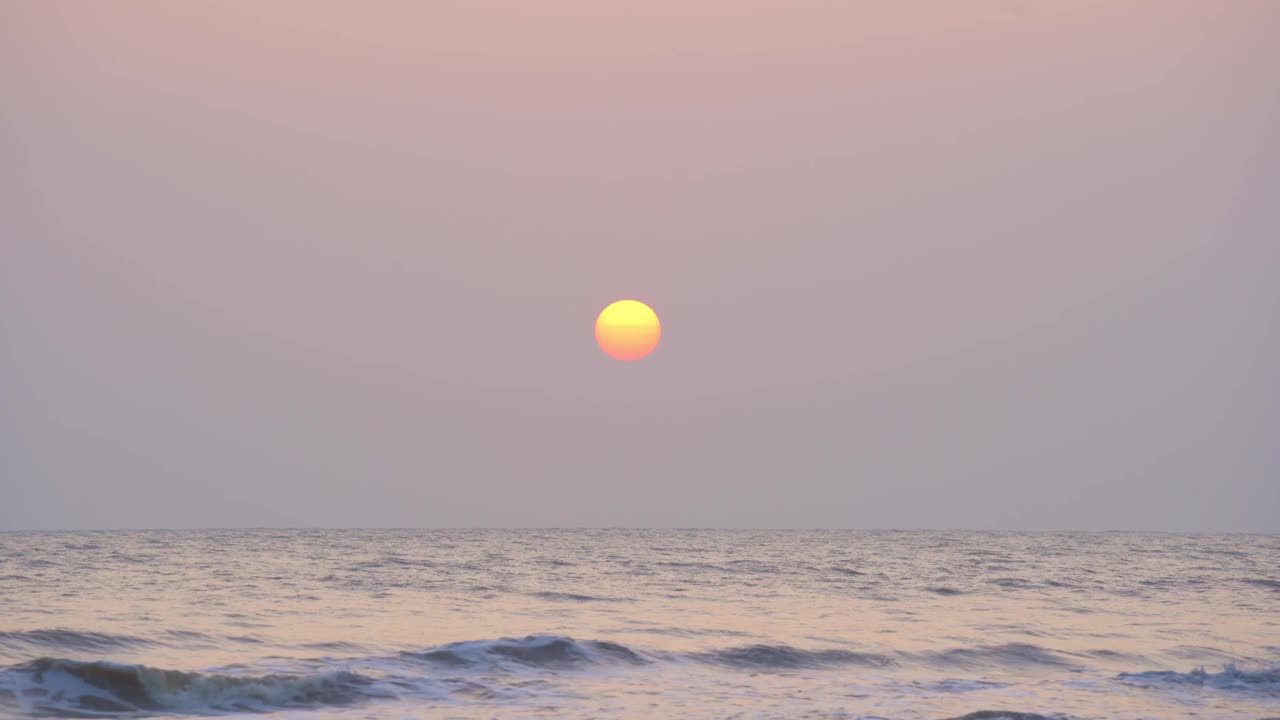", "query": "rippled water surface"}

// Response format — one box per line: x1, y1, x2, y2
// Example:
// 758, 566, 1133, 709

0, 530, 1276, 719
